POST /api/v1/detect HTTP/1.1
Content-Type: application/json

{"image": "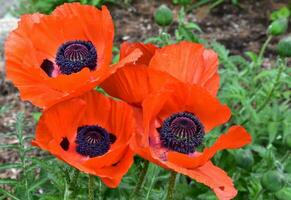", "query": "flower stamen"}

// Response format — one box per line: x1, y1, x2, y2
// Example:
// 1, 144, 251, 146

76, 125, 115, 158
158, 112, 204, 154
56, 40, 97, 75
